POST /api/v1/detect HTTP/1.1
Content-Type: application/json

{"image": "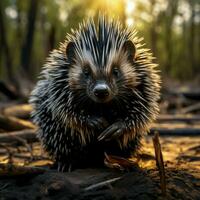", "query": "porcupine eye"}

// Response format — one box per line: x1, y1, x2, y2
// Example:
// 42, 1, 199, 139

112, 66, 120, 78
83, 65, 91, 78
